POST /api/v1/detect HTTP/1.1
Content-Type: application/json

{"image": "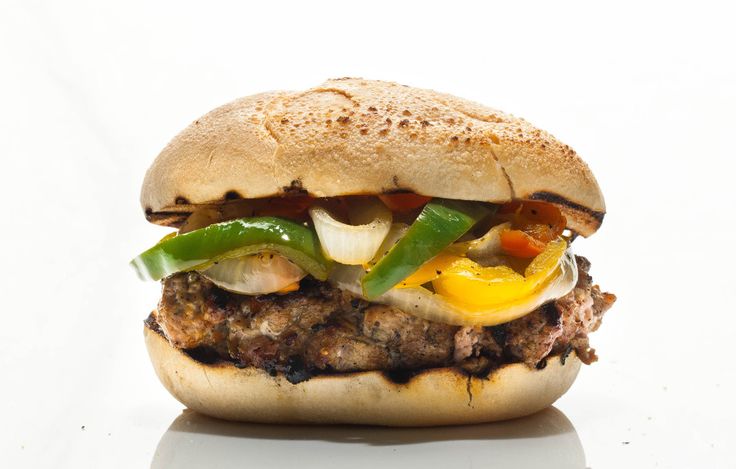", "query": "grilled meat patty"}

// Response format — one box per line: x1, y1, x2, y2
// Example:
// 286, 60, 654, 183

150, 256, 615, 381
